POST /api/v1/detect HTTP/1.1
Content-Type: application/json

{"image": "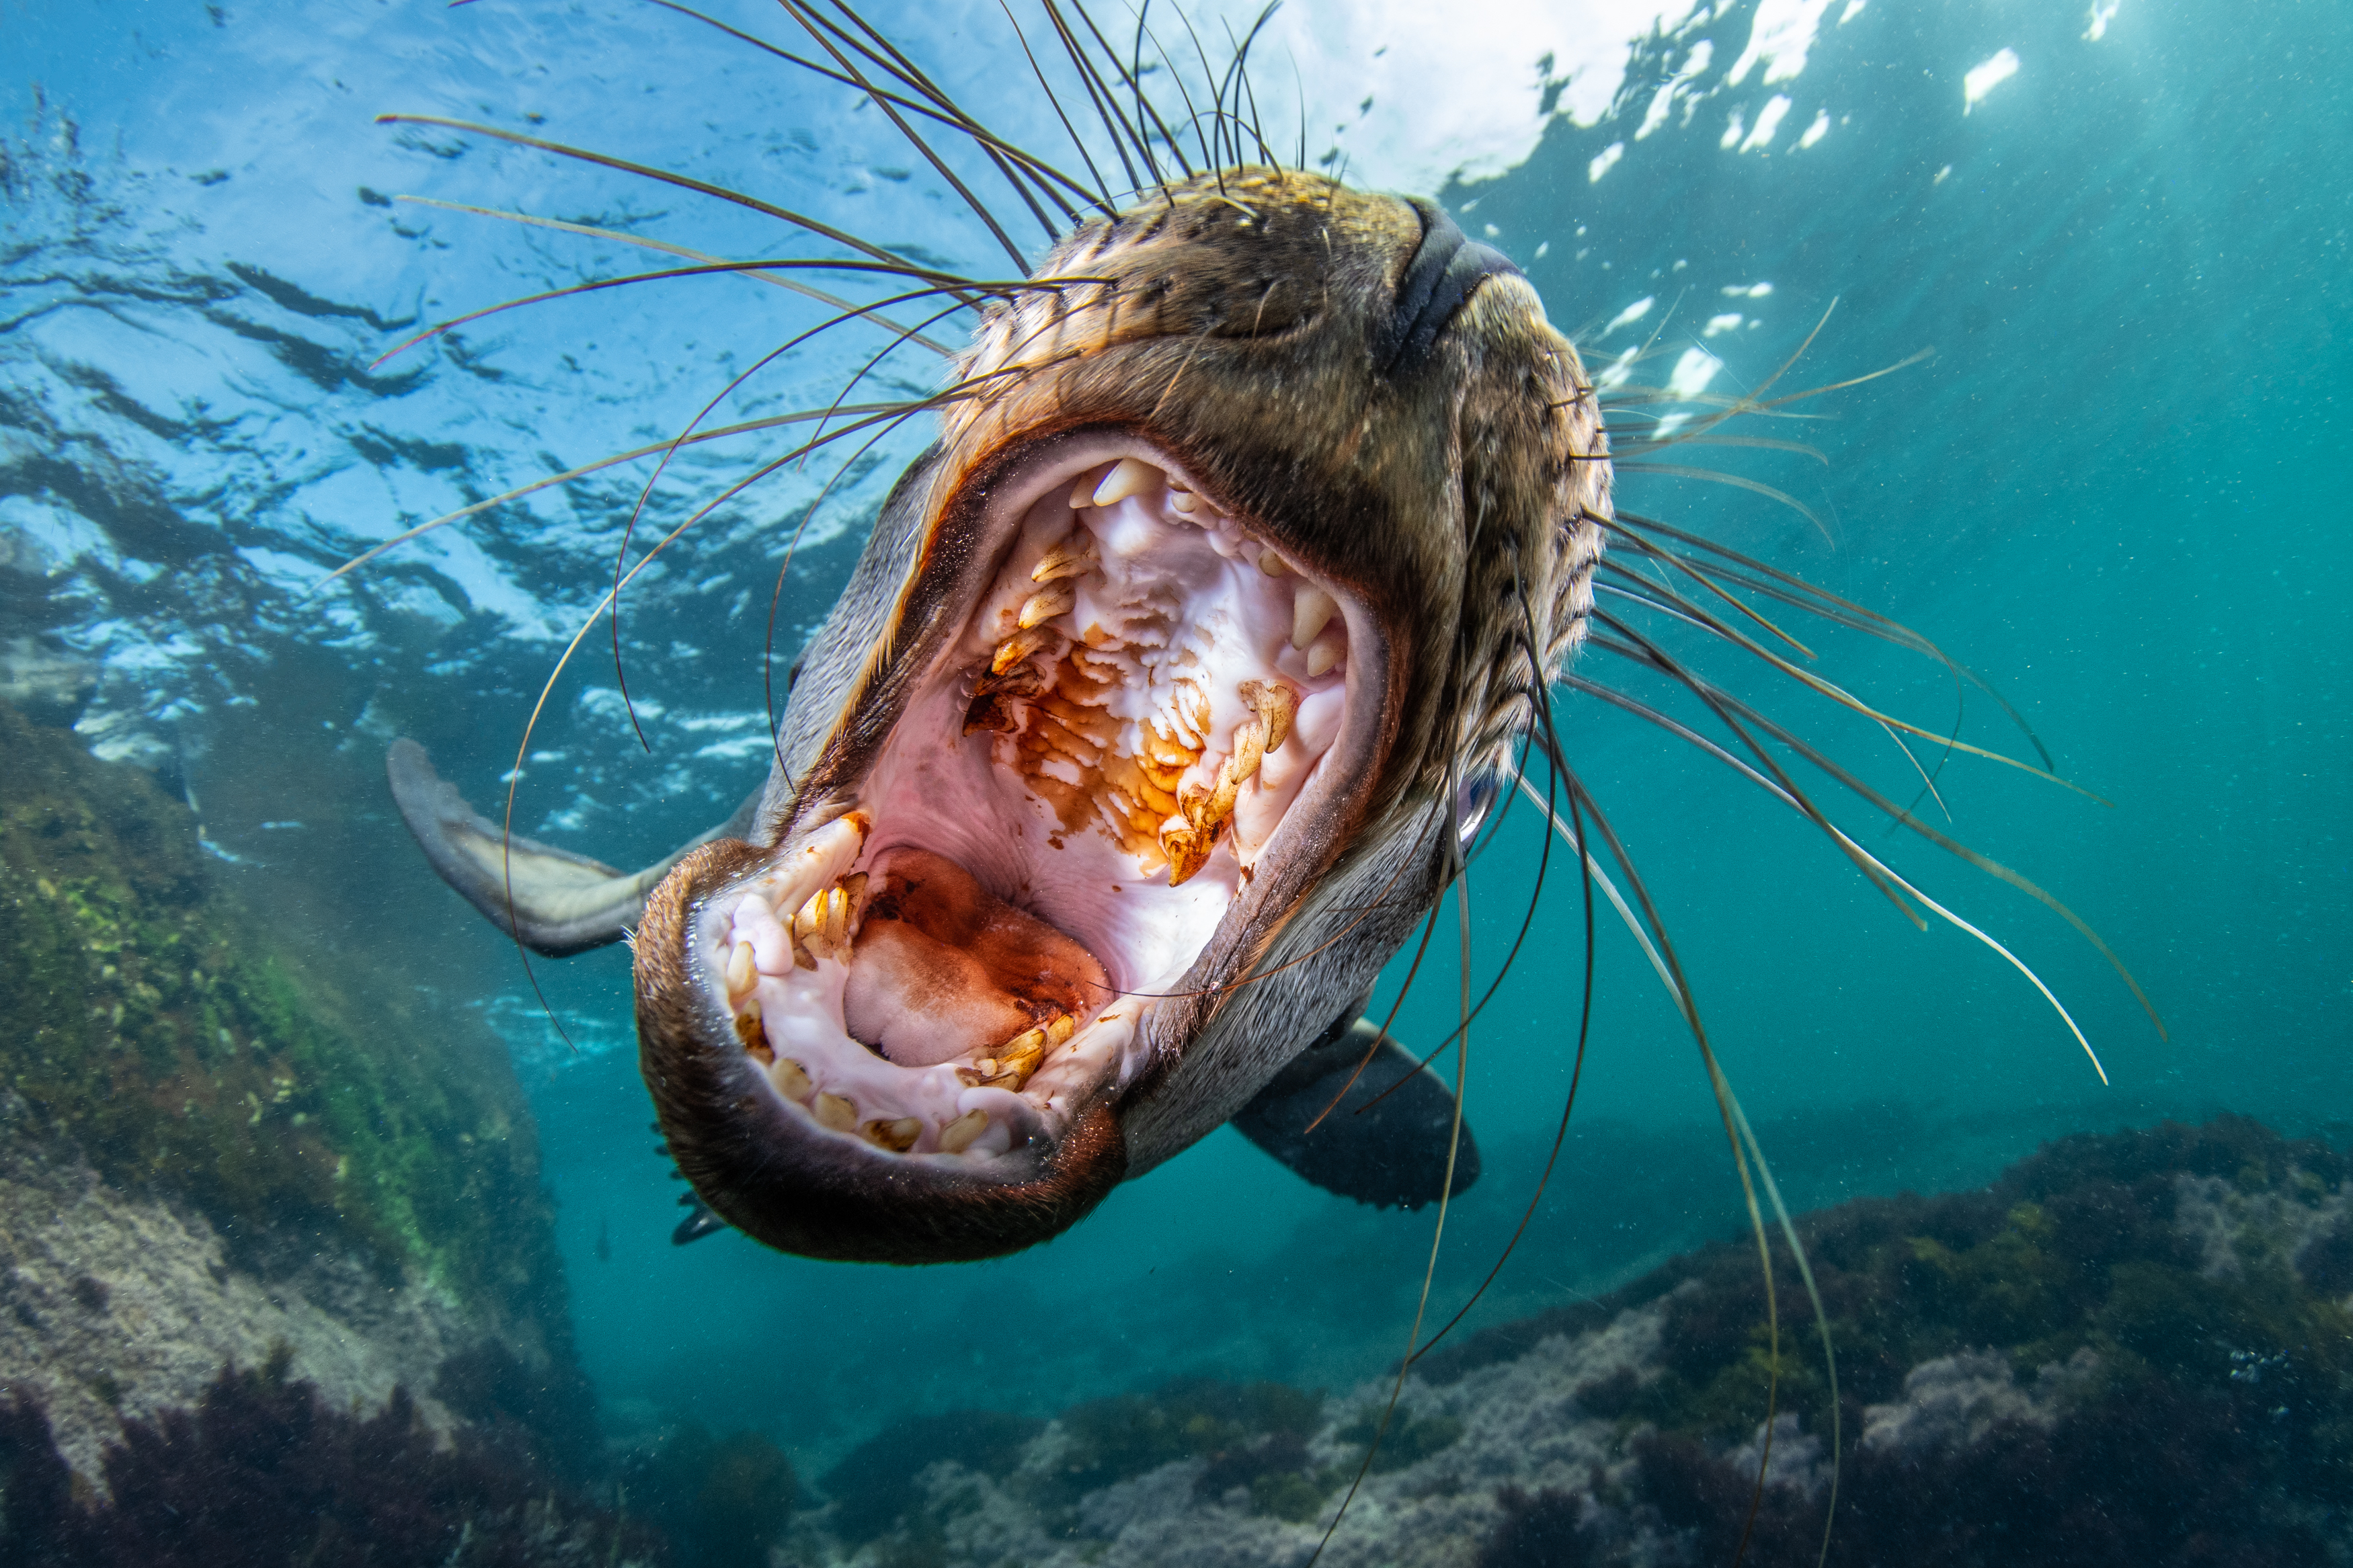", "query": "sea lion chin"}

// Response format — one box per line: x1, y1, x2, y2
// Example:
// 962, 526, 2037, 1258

629, 169, 1607, 1263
